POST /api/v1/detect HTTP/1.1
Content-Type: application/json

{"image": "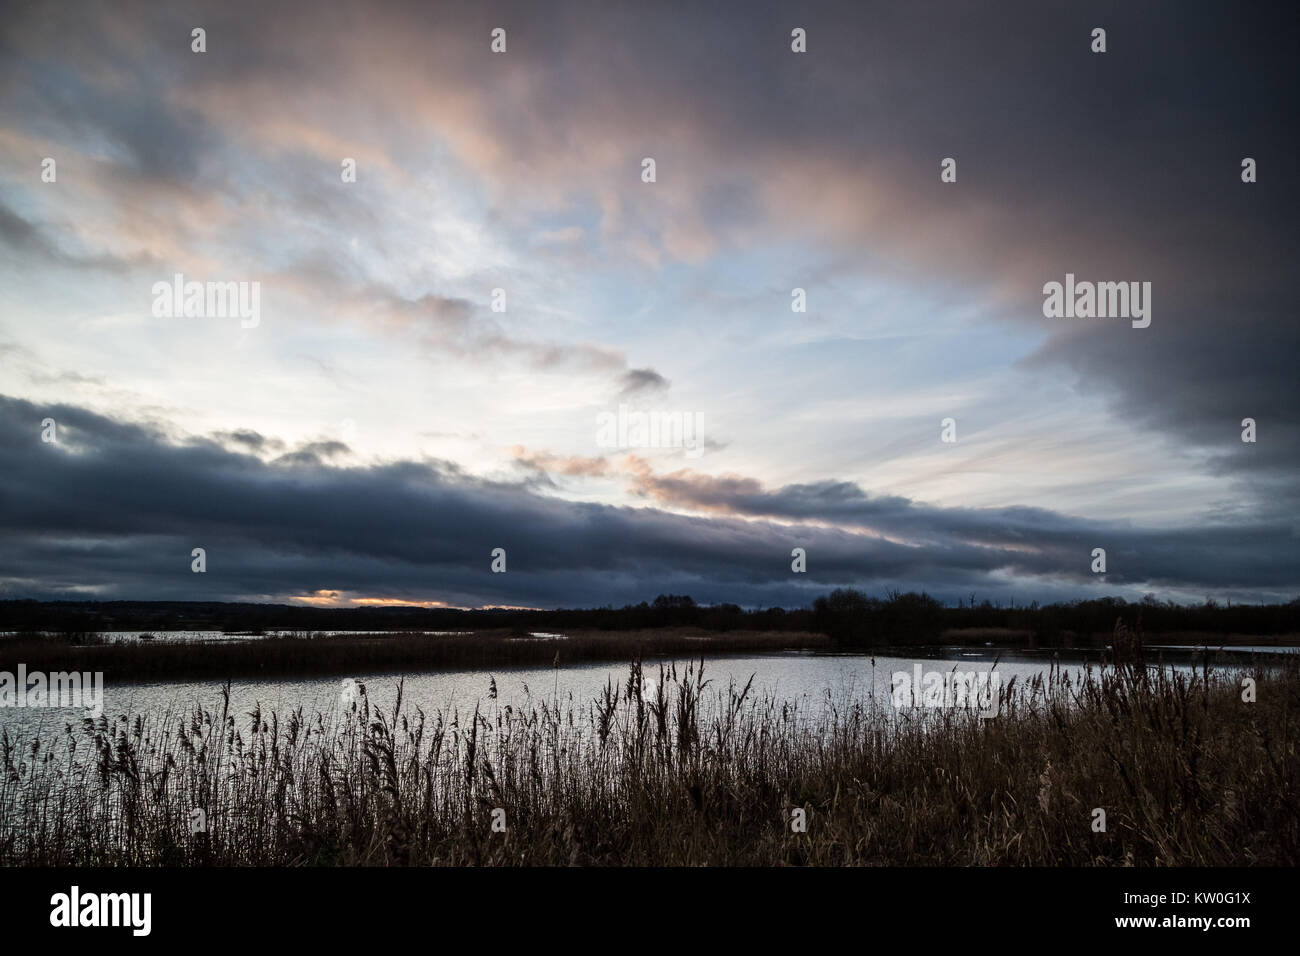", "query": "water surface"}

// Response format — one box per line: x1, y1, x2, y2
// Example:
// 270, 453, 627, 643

2, 640, 1259, 742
